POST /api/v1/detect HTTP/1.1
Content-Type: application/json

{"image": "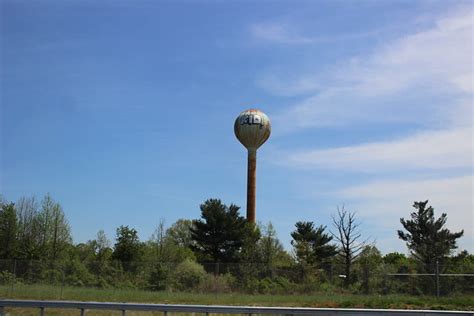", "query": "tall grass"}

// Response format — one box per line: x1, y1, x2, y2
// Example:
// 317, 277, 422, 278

1, 284, 473, 311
